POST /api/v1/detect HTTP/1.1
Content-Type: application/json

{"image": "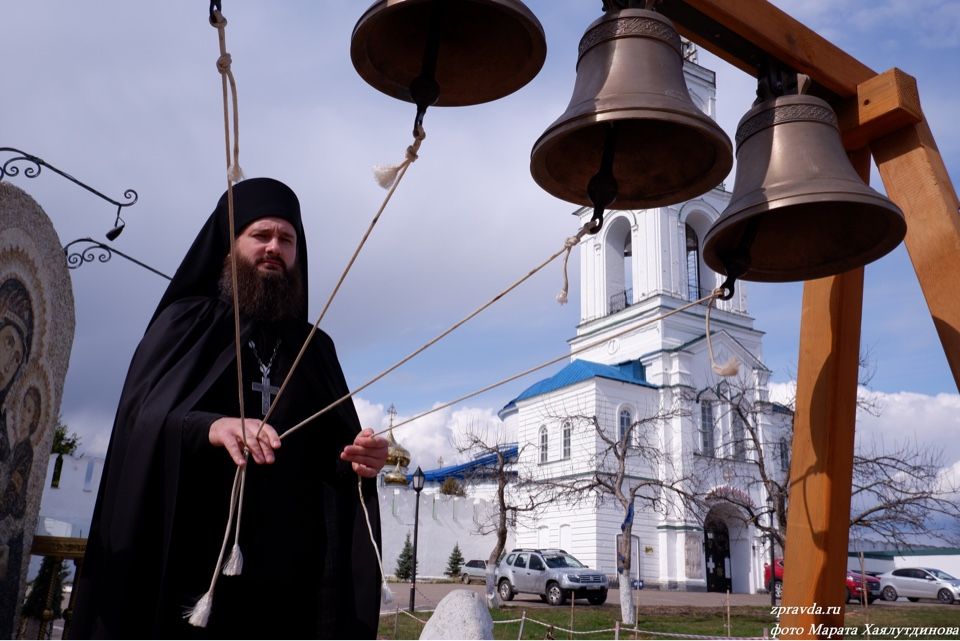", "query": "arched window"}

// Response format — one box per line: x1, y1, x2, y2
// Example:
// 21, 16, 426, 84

539, 426, 548, 464
562, 421, 572, 459
686, 224, 701, 301
700, 401, 715, 456
619, 408, 632, 445
731, 413, 747, 461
